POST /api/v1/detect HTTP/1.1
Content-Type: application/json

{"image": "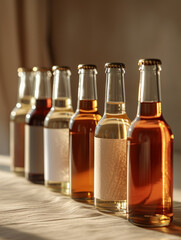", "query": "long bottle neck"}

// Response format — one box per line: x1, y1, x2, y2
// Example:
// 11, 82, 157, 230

34, 70, 52, 108
77, 69, 98, 112
52, 70, 72, 110
137, 65, 162, 118
105, 68, 126, 114
17, 71, 34, 106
